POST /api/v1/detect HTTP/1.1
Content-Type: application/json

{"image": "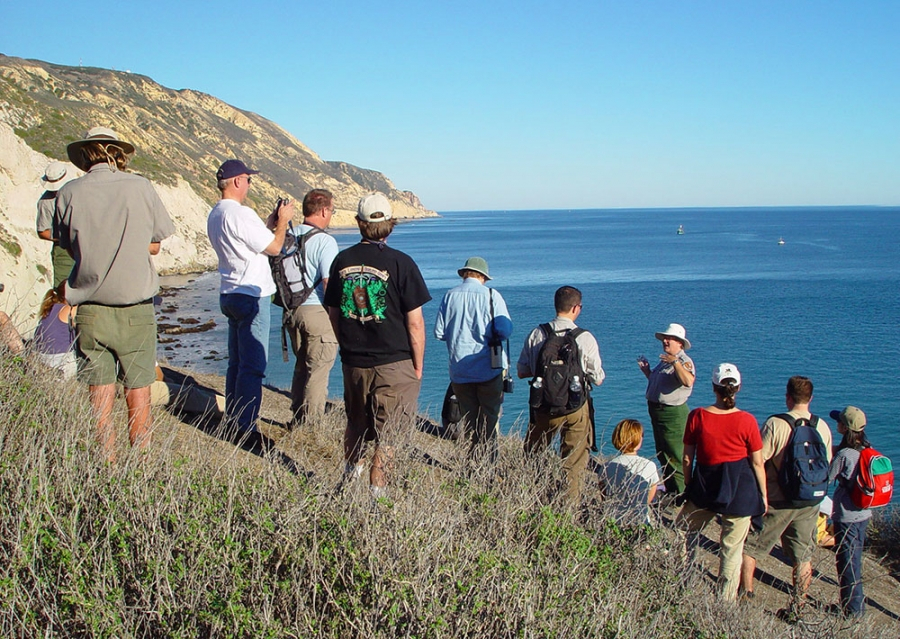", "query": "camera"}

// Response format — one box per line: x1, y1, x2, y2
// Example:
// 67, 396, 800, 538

503, 376, 514, 394
489, 338, 504, 369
